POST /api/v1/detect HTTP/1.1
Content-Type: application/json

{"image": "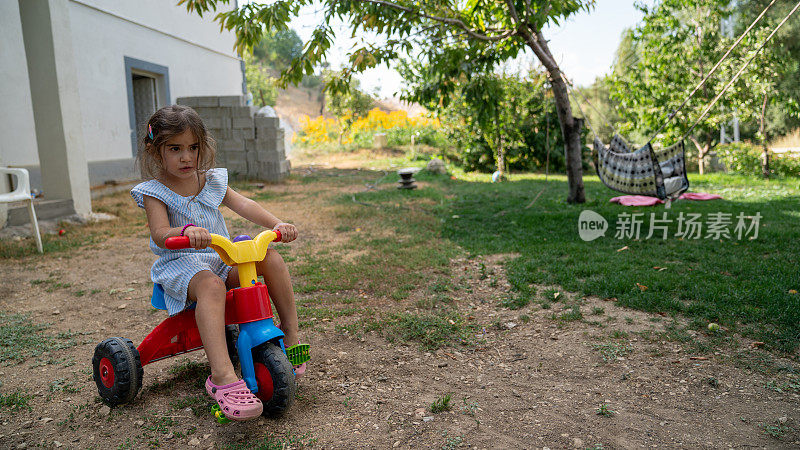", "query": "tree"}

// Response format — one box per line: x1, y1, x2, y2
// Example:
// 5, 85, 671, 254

736, 0, 800, 139
323, 73, 375, 145
608, 0, 785, 174
400, 57, 564, 174
179, 0, 596, 203
244, 52, 278, 107
736, 0, 800, 176
252, 29, 303, 72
